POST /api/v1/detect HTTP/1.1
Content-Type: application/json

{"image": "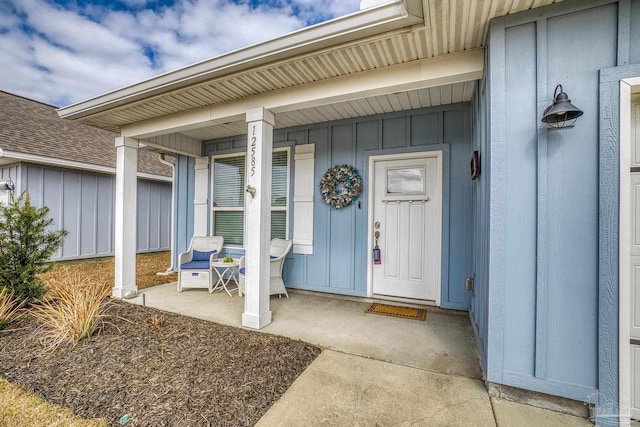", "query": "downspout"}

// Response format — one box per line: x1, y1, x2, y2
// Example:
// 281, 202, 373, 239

156, 153, 176, 275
